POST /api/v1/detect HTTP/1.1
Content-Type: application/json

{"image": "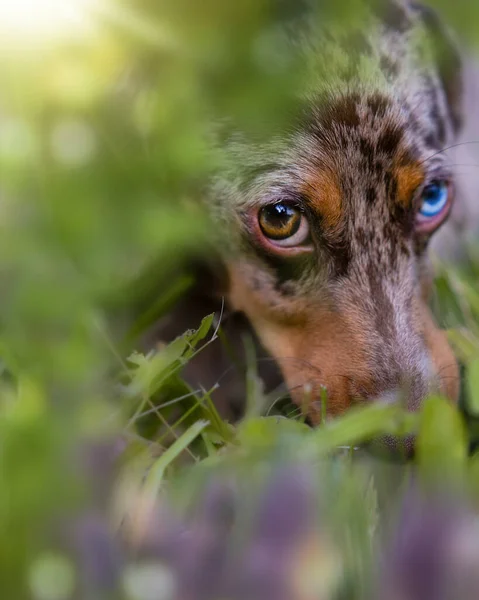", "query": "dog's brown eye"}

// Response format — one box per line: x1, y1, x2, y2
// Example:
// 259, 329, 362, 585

258, 202, 309, 247
259, 203, 300, 239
